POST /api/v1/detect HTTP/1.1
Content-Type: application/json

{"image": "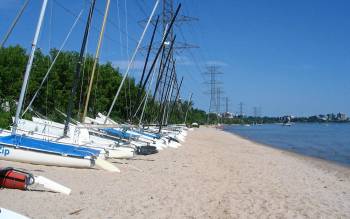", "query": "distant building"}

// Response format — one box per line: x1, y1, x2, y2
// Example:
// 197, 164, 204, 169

221, 112, 234, 118
327, 113, 336, 121
336, 113, 347, 121
317, 114, 328, 121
